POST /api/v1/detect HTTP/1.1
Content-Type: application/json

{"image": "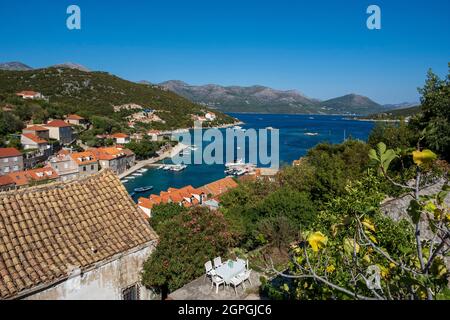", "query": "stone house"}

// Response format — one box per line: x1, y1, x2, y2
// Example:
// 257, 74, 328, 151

48, 153, 80, 182
65, 114, 89, 128
69, 151, 99, 178
0, 148, 24, 176
0, 170, 159, 300
44, 120, 74, 145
